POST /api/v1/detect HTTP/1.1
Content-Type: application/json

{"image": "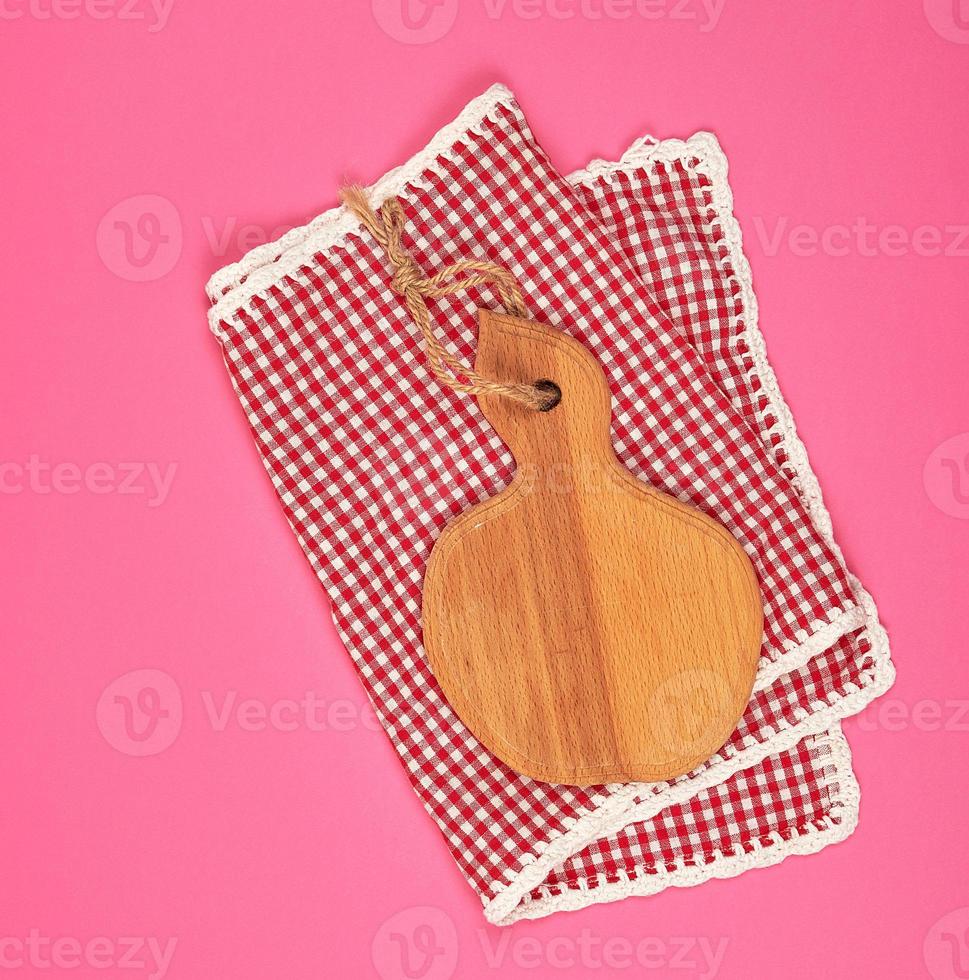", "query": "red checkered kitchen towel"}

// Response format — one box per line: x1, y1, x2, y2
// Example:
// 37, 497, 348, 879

206, 85, 894, 923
